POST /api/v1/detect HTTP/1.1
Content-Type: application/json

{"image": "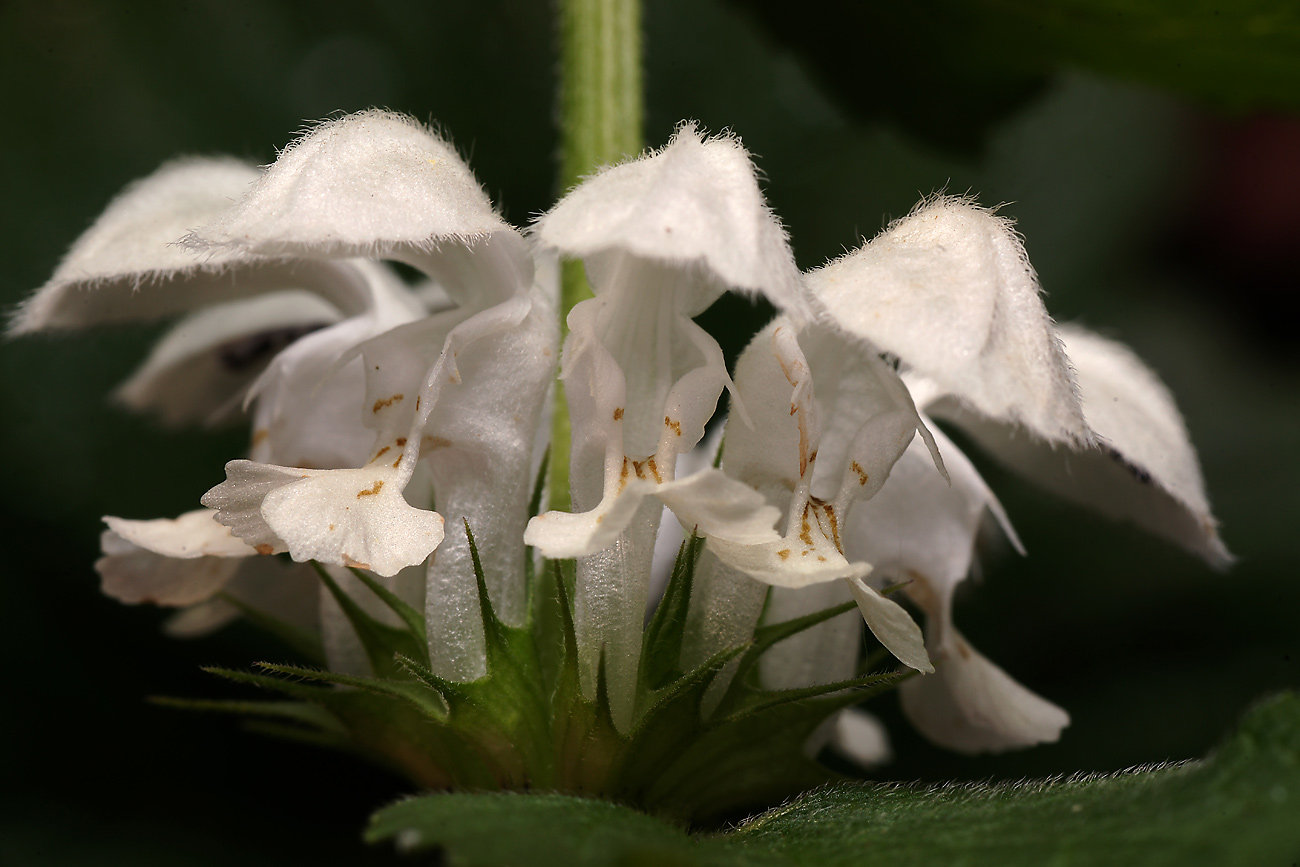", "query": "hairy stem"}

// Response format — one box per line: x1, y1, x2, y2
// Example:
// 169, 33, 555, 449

551, 0, 643, 511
